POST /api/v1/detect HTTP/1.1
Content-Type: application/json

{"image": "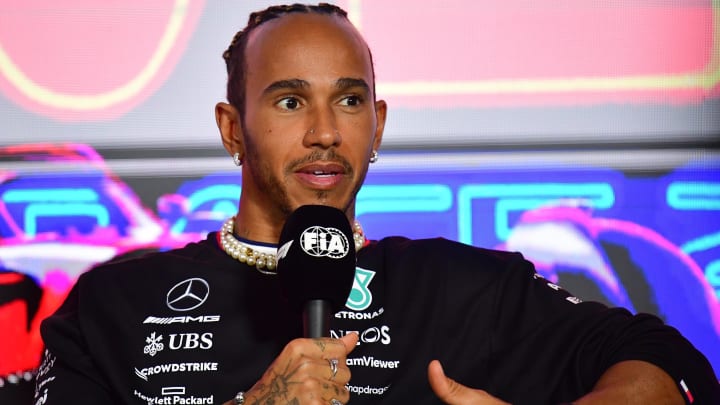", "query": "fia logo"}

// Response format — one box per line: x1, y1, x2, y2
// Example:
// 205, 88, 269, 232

300, 226, 349, 258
